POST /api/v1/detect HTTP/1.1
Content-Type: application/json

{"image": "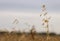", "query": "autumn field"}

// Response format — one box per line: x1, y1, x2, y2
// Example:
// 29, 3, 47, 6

0, 32, 60, 41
